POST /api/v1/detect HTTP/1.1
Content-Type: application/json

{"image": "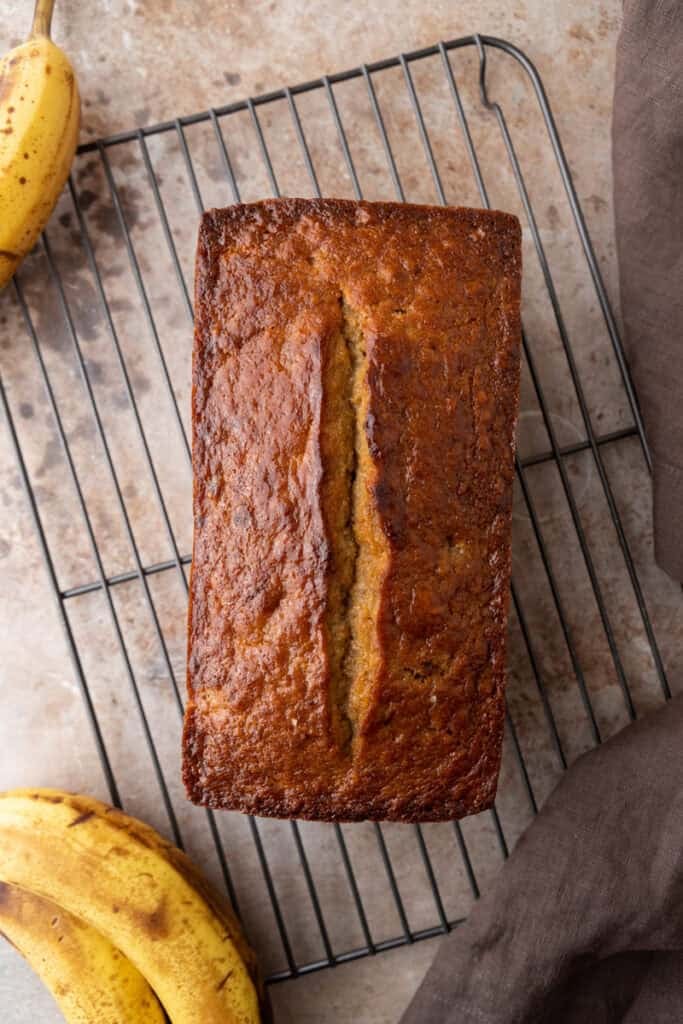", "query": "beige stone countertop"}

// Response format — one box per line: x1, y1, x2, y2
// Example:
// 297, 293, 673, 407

5, 2, 681, 1023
